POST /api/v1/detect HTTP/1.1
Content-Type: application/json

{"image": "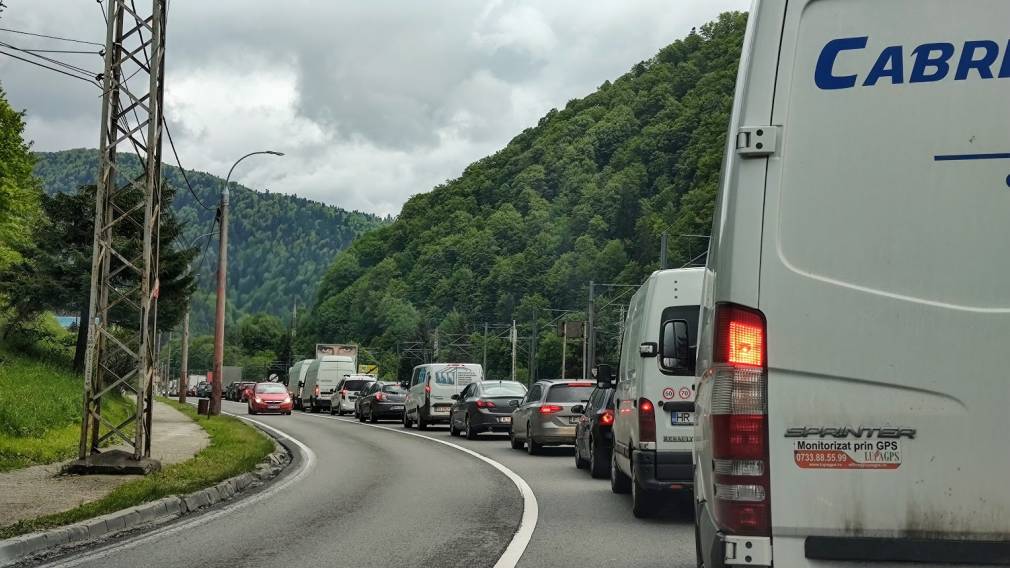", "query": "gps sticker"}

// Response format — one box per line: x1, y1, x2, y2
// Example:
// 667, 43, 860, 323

793, 440, 901, 470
